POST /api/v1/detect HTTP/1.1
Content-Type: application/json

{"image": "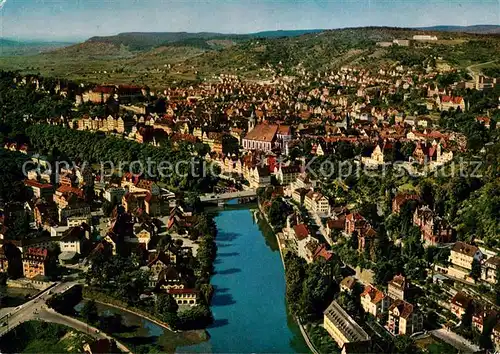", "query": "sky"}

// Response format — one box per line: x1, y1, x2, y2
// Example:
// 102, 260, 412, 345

0, 0, 499, 41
